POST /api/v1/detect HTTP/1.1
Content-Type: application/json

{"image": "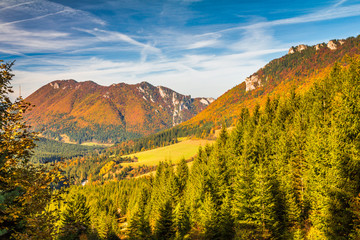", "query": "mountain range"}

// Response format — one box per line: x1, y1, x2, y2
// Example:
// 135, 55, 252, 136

25, 35, 360, 145
24, 80, 214, 143
182, 35, 360, 129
